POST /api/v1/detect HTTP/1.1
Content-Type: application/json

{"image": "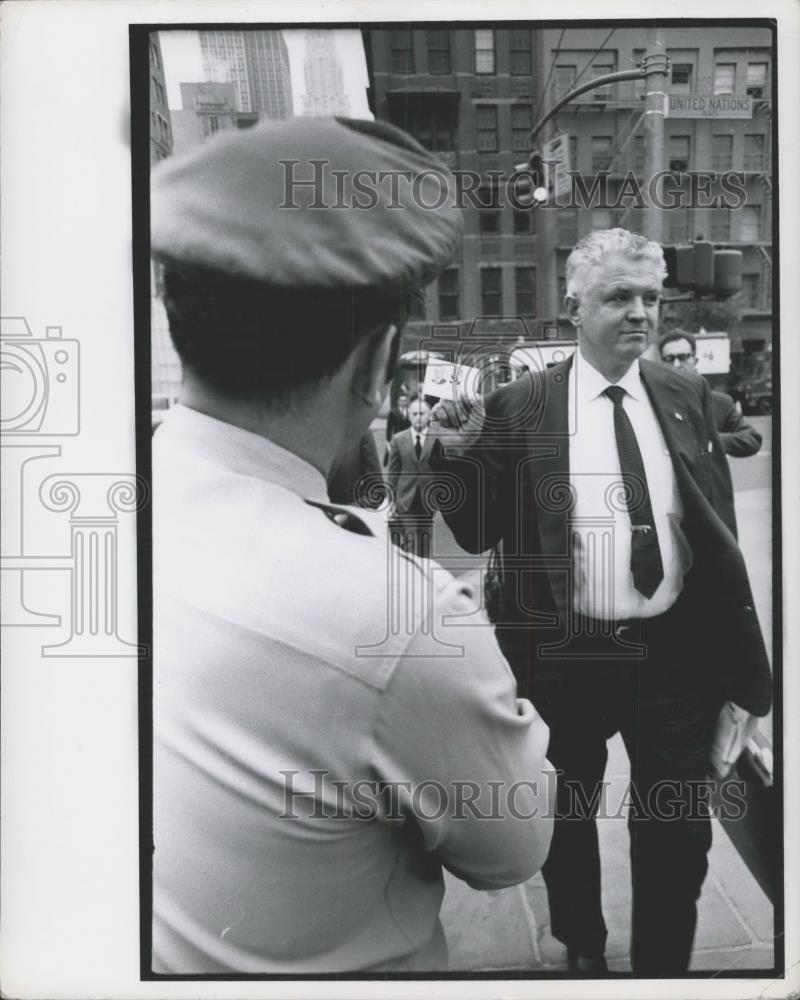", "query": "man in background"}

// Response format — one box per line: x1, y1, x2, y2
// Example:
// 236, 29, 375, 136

659, 330, 762, 458
388, 395, 438, 558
